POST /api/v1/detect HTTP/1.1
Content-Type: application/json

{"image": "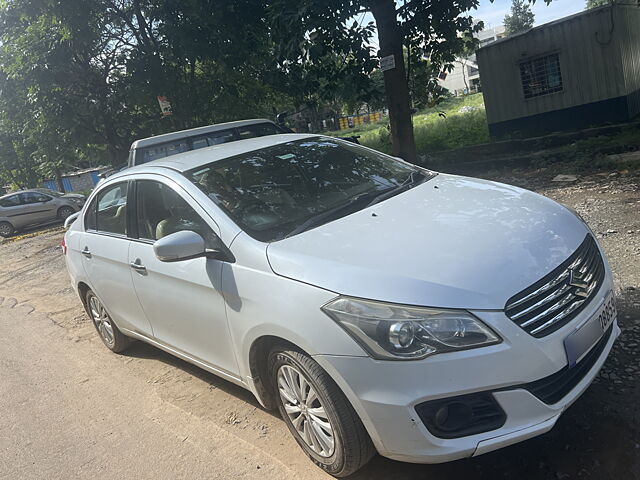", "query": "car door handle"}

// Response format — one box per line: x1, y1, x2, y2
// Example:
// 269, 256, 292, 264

130, 261, 147, 273
81, 247, 91, 257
